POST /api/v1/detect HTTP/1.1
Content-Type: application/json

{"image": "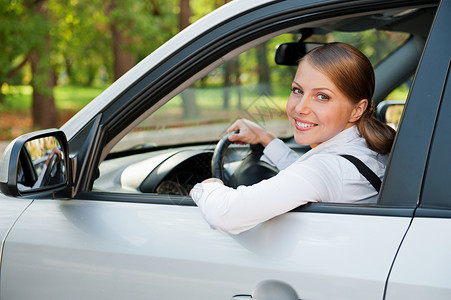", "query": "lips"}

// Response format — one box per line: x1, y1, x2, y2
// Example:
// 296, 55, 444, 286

294, 119, 317, 131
